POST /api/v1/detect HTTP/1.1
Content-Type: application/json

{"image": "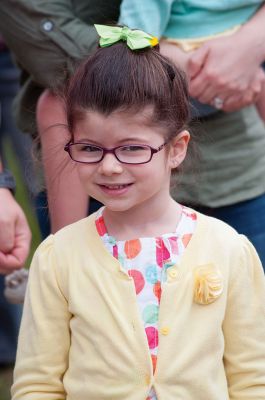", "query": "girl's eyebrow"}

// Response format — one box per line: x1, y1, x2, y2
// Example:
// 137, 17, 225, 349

73, 137, 97, 143
116, 137, 149, 144
73, 136, 150, 144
